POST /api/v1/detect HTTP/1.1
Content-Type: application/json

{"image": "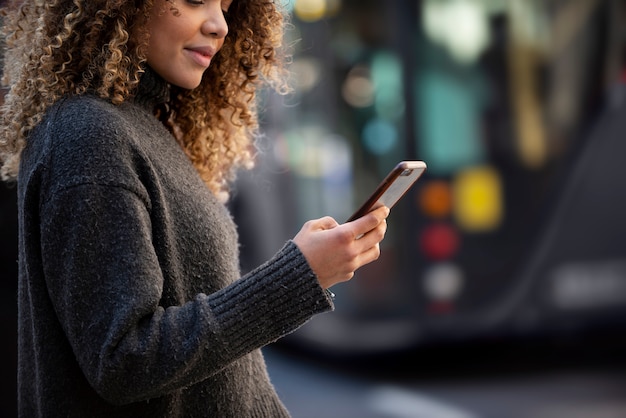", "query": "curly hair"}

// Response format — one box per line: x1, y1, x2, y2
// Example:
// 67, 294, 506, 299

0, 0, 291, 198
